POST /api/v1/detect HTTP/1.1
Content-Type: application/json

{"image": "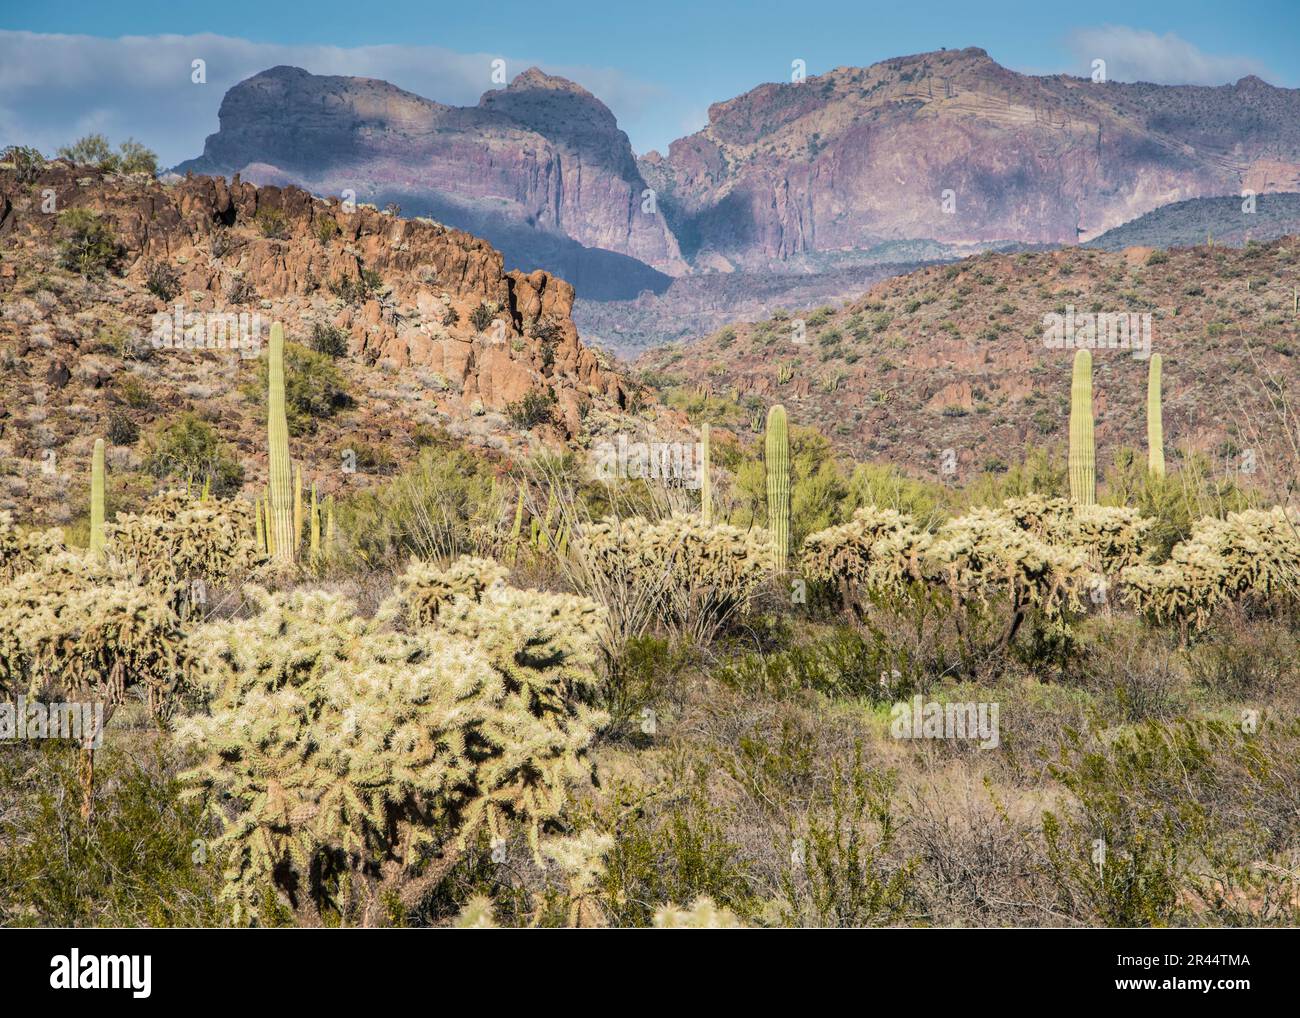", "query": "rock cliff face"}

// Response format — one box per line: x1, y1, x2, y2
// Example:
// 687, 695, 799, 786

175, 66, 686, 296
646, 47, 1300, 267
